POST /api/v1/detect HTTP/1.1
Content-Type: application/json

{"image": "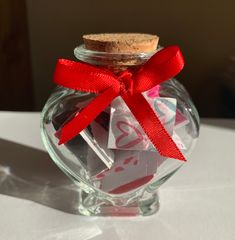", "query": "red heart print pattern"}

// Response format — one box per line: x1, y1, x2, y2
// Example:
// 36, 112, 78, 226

115, 121, 144, 149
